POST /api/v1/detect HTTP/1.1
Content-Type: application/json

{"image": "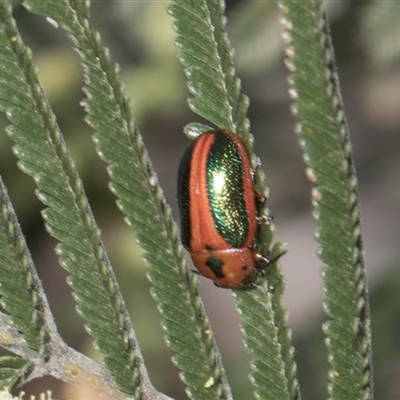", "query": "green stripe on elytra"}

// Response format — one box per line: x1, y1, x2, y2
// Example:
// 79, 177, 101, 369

207, 131, 249, 247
